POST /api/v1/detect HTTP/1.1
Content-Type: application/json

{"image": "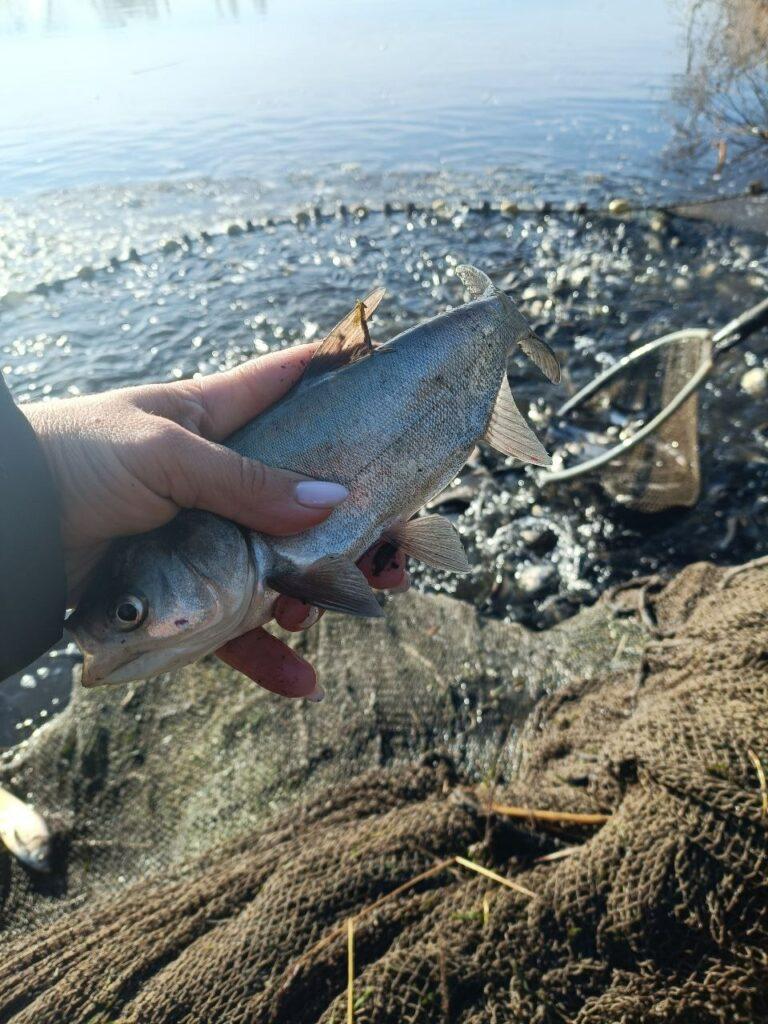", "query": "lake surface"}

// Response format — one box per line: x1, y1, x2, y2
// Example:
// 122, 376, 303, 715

1, 0, 767, 744
2, 0, 681, 199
